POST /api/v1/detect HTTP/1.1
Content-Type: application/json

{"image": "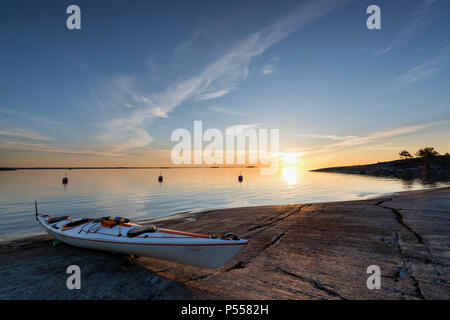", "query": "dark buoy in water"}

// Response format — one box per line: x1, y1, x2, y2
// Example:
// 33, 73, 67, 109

158, 171, 163, 183
62, 172, 68, 184
238, 171, 243, 183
